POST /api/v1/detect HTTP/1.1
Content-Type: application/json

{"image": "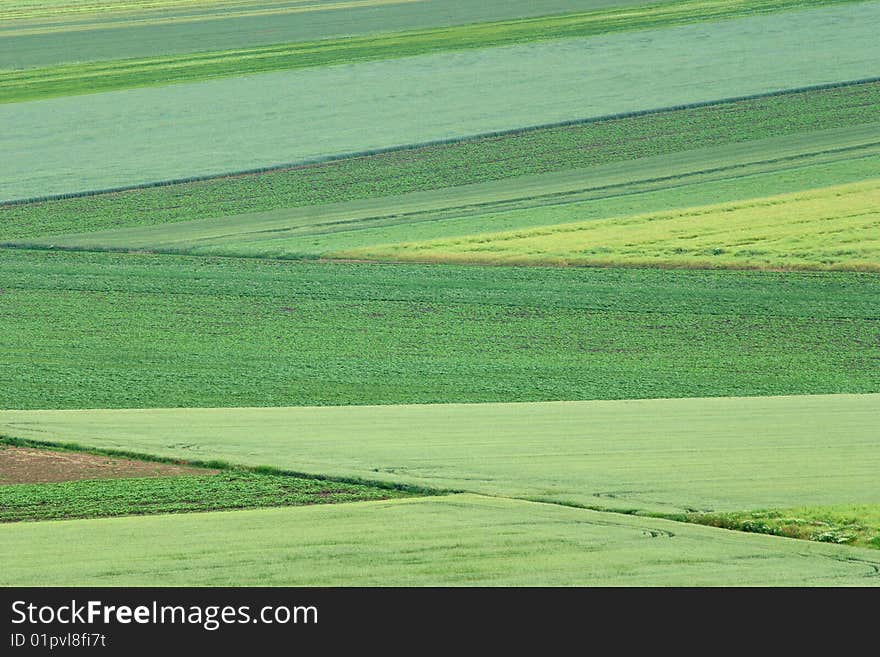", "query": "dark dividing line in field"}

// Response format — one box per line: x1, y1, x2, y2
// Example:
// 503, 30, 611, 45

4, 75, 879, 207
5, 239, 879, 274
